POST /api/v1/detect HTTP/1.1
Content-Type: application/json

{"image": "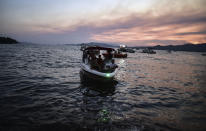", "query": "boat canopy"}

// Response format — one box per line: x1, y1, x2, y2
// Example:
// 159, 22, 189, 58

84, 46, 115, 51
